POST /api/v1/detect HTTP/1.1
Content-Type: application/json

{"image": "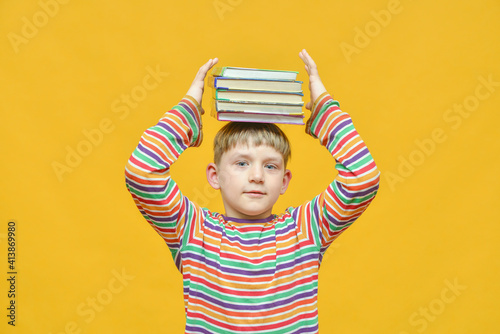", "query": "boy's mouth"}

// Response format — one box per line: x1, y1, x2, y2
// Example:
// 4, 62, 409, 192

244, 190, 266, 196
